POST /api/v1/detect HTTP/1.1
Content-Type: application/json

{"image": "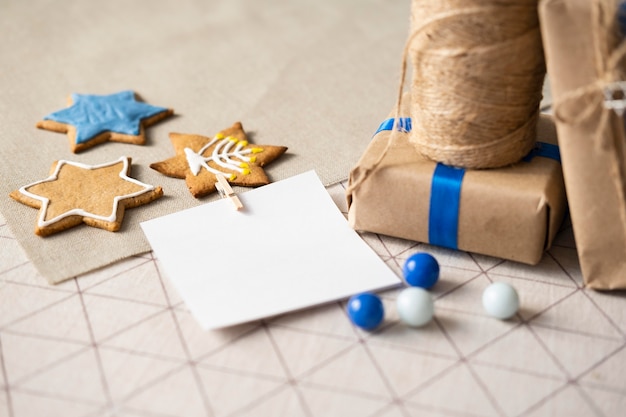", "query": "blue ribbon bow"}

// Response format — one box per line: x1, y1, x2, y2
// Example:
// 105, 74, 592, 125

374, 117, 412, 135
